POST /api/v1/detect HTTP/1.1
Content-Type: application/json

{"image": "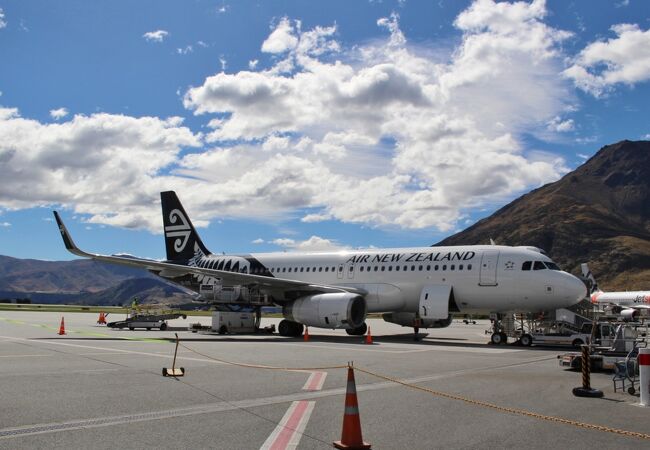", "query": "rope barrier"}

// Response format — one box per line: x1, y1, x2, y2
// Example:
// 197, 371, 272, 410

178, 341, 650, 441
